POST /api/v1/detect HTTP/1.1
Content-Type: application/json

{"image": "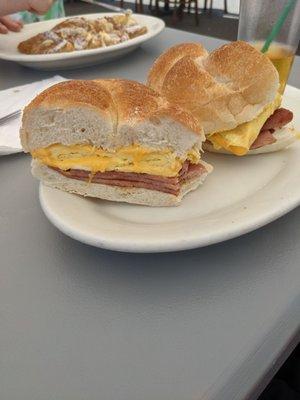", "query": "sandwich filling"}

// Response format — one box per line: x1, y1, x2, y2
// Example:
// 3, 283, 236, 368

32, 144, 210, 195
208, 94, 293, 155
